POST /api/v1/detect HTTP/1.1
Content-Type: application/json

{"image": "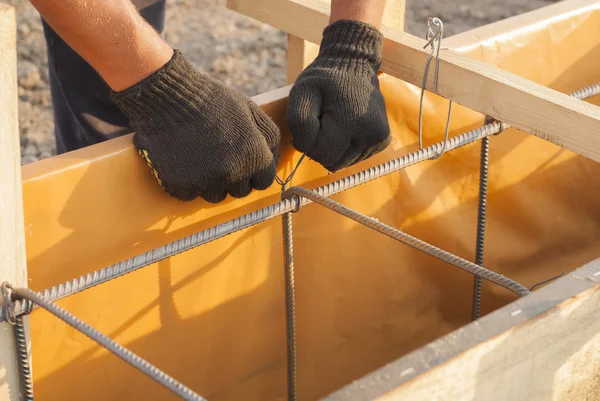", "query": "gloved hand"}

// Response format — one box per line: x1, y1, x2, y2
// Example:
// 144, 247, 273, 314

287, 20, 391, 172
111, 50, 281, 203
